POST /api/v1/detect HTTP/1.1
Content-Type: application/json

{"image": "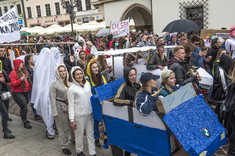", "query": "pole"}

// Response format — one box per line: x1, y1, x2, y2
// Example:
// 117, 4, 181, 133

70, 0, 74, 36
21, 0, 27, 27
